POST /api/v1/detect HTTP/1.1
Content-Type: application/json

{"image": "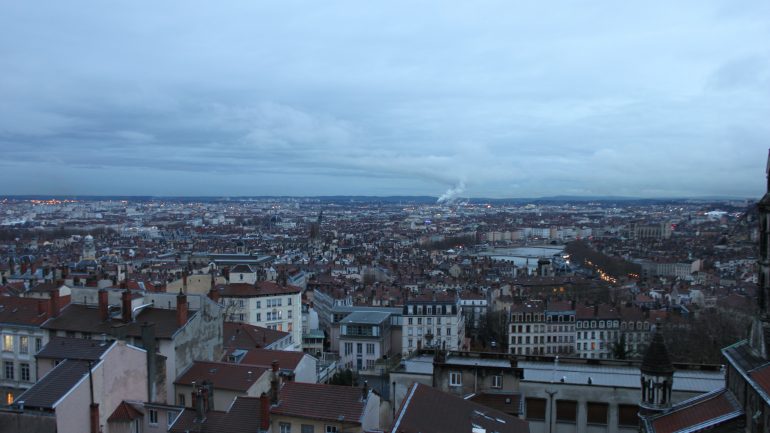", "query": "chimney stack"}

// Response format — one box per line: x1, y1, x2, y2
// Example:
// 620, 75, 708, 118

270, 360, 280, 405
194, 386, 206, 422
49, 290, 61, 318
122, 290, 132, 323
208, 286, 219, 303
362, 380, 369, 400
260, 393, 270, 430
98, 289, 109, 322
141, 322, 157, 402
37, 299, 48, 316
176, 290, 188, 327
89, 403, 99, 433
